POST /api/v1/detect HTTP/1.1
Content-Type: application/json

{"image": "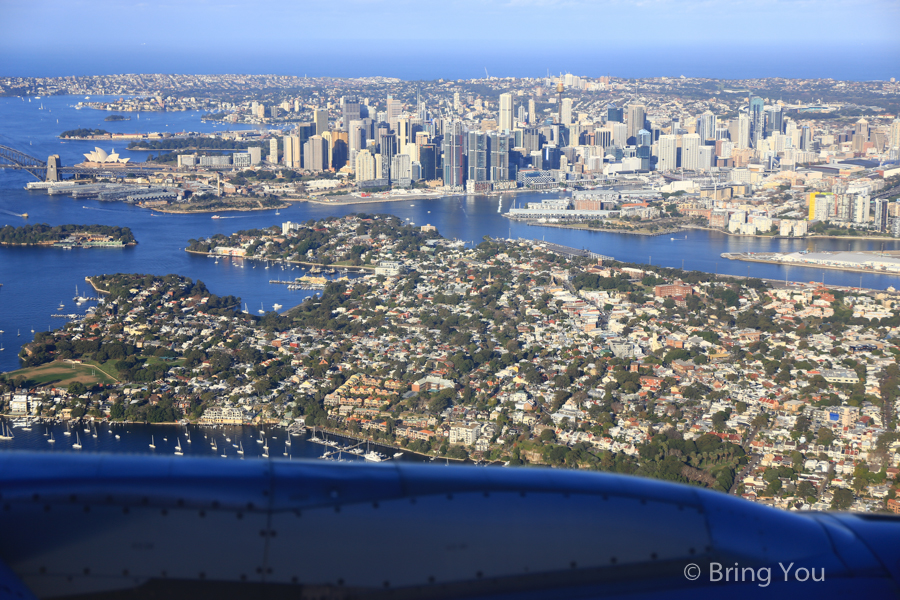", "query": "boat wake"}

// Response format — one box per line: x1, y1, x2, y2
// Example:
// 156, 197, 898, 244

0, 208, 28, 218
